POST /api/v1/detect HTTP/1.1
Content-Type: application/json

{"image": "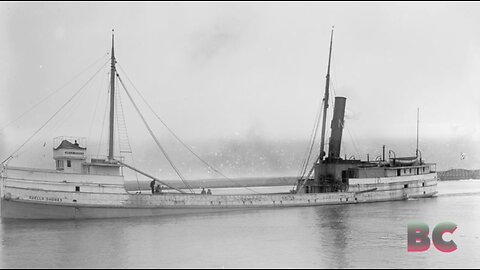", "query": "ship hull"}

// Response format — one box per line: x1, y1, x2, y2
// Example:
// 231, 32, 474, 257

0, 199, 251, 219
1, 167, 438, 220
1, 190, 437, 220
1, 182, 437, 220
1, 192, 437, 220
